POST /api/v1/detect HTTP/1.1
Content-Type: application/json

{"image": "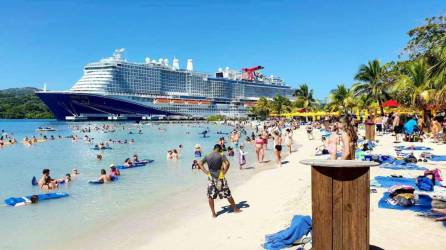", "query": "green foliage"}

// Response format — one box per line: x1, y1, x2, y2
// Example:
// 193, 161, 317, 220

271, 95, 292, 115
352, 60, 394, 115
293, 83, 319, 110
327, 84, 355, 114
0, 88, 53, 119
250, 97, 272, 119
207, 115, 225, 122
405, 16, 446, 58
